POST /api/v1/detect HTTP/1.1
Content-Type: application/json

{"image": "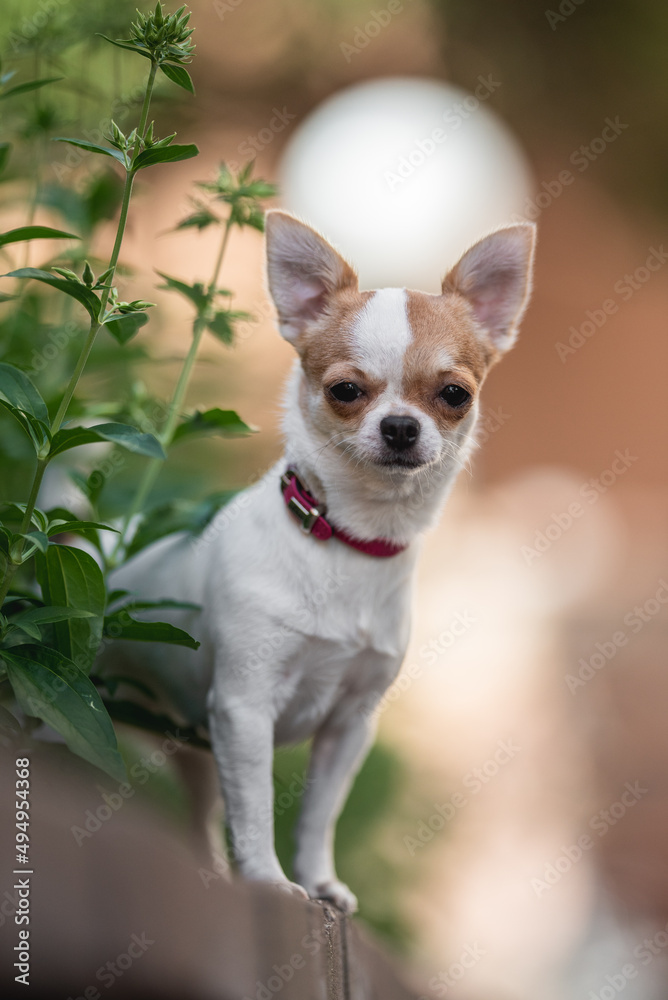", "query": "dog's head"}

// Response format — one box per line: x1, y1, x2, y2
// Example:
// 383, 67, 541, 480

265, 211, 535, 474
